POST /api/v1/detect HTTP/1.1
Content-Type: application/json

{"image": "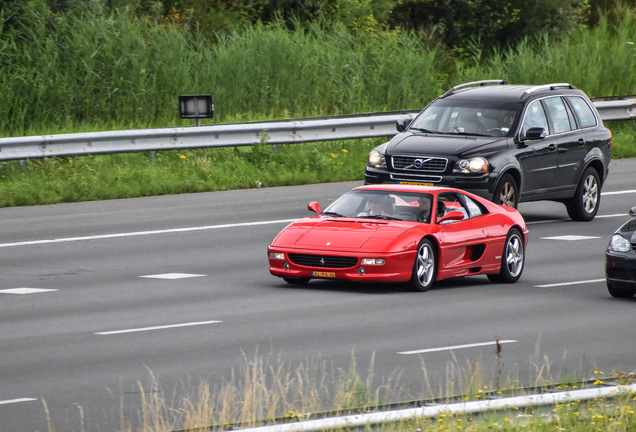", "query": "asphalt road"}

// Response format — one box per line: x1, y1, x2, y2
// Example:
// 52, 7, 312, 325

1, 158, 635, 431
